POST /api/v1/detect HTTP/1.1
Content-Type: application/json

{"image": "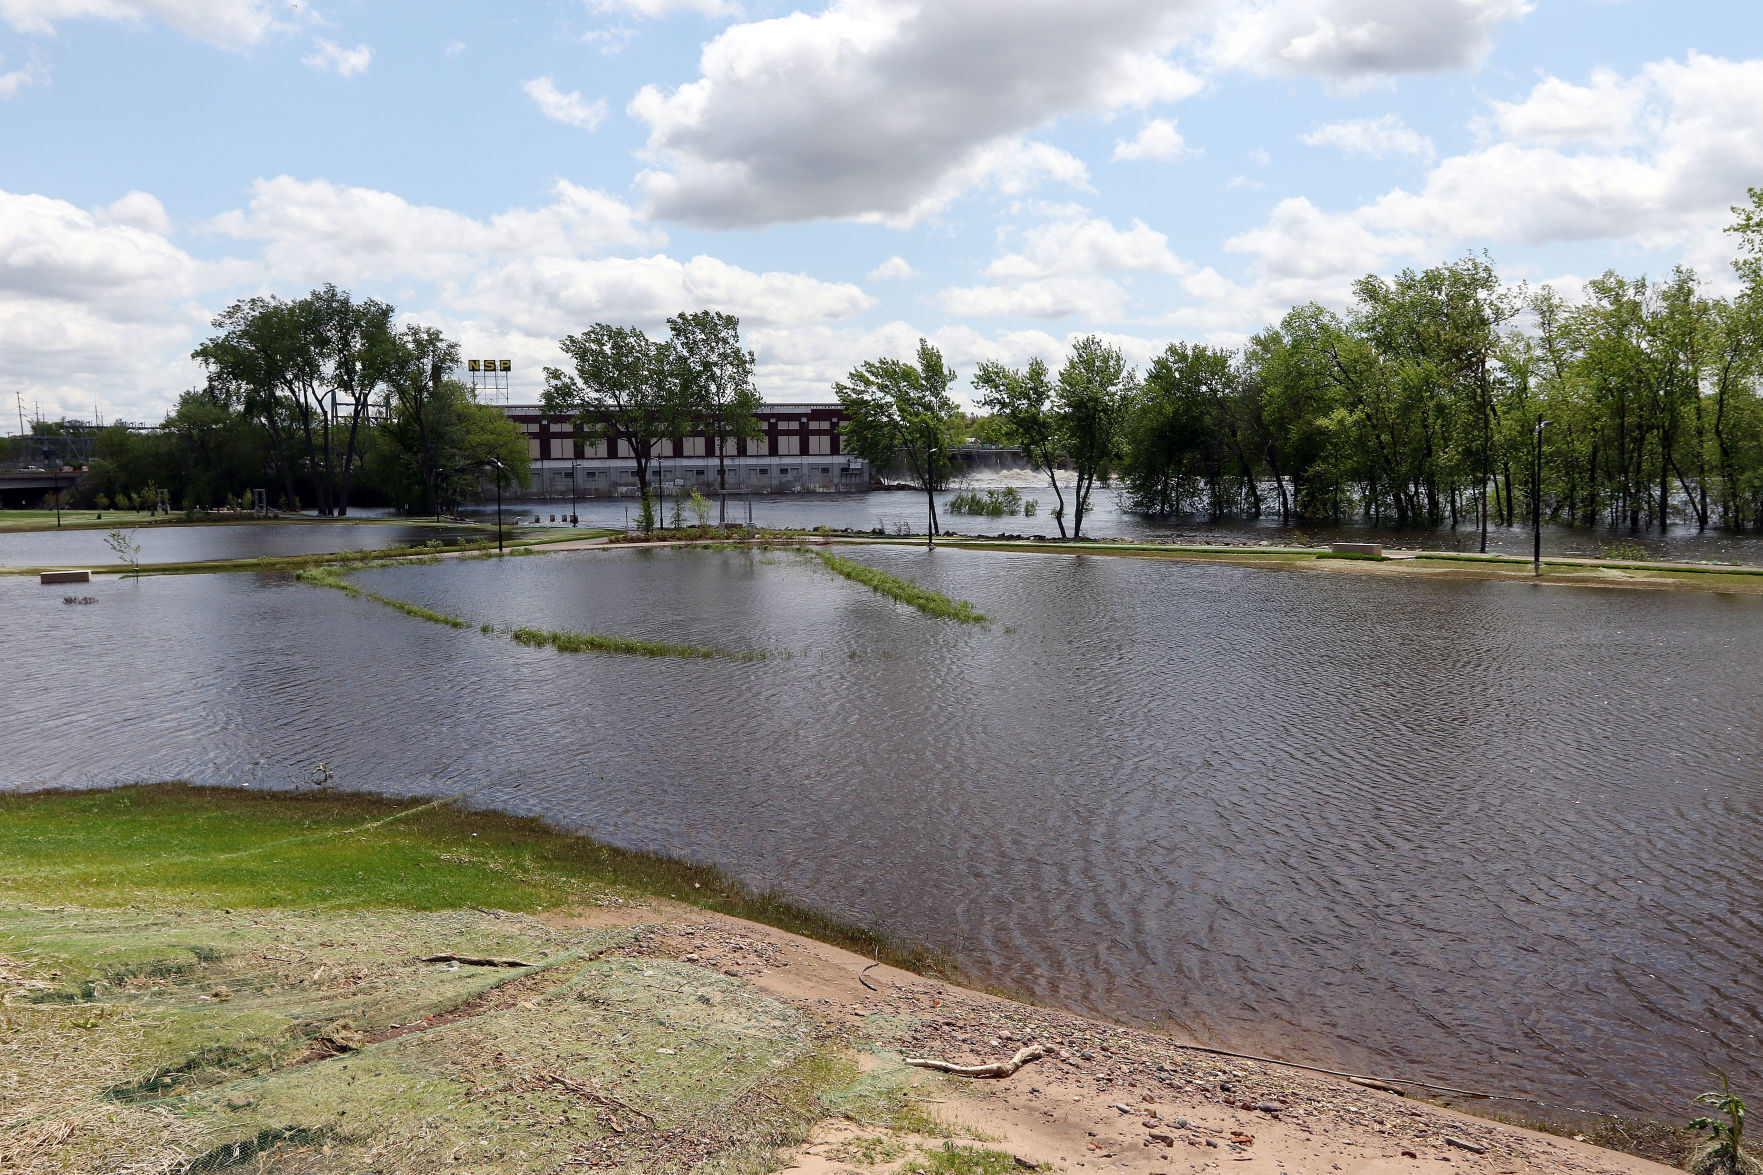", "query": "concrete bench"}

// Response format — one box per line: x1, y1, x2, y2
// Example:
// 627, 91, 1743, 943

40, 569, 92, 585
1328, 543, 1383, 557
